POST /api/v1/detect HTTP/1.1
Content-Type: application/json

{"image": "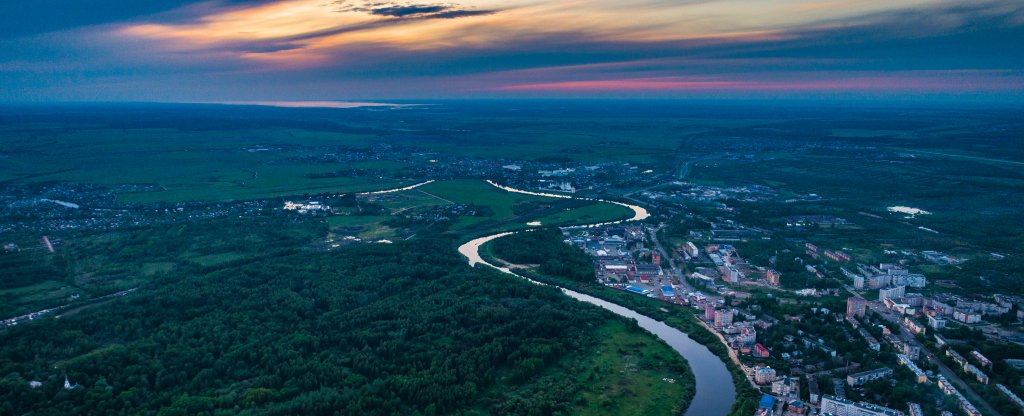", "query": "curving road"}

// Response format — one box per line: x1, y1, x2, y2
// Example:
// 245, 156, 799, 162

459, 181, 736, 416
